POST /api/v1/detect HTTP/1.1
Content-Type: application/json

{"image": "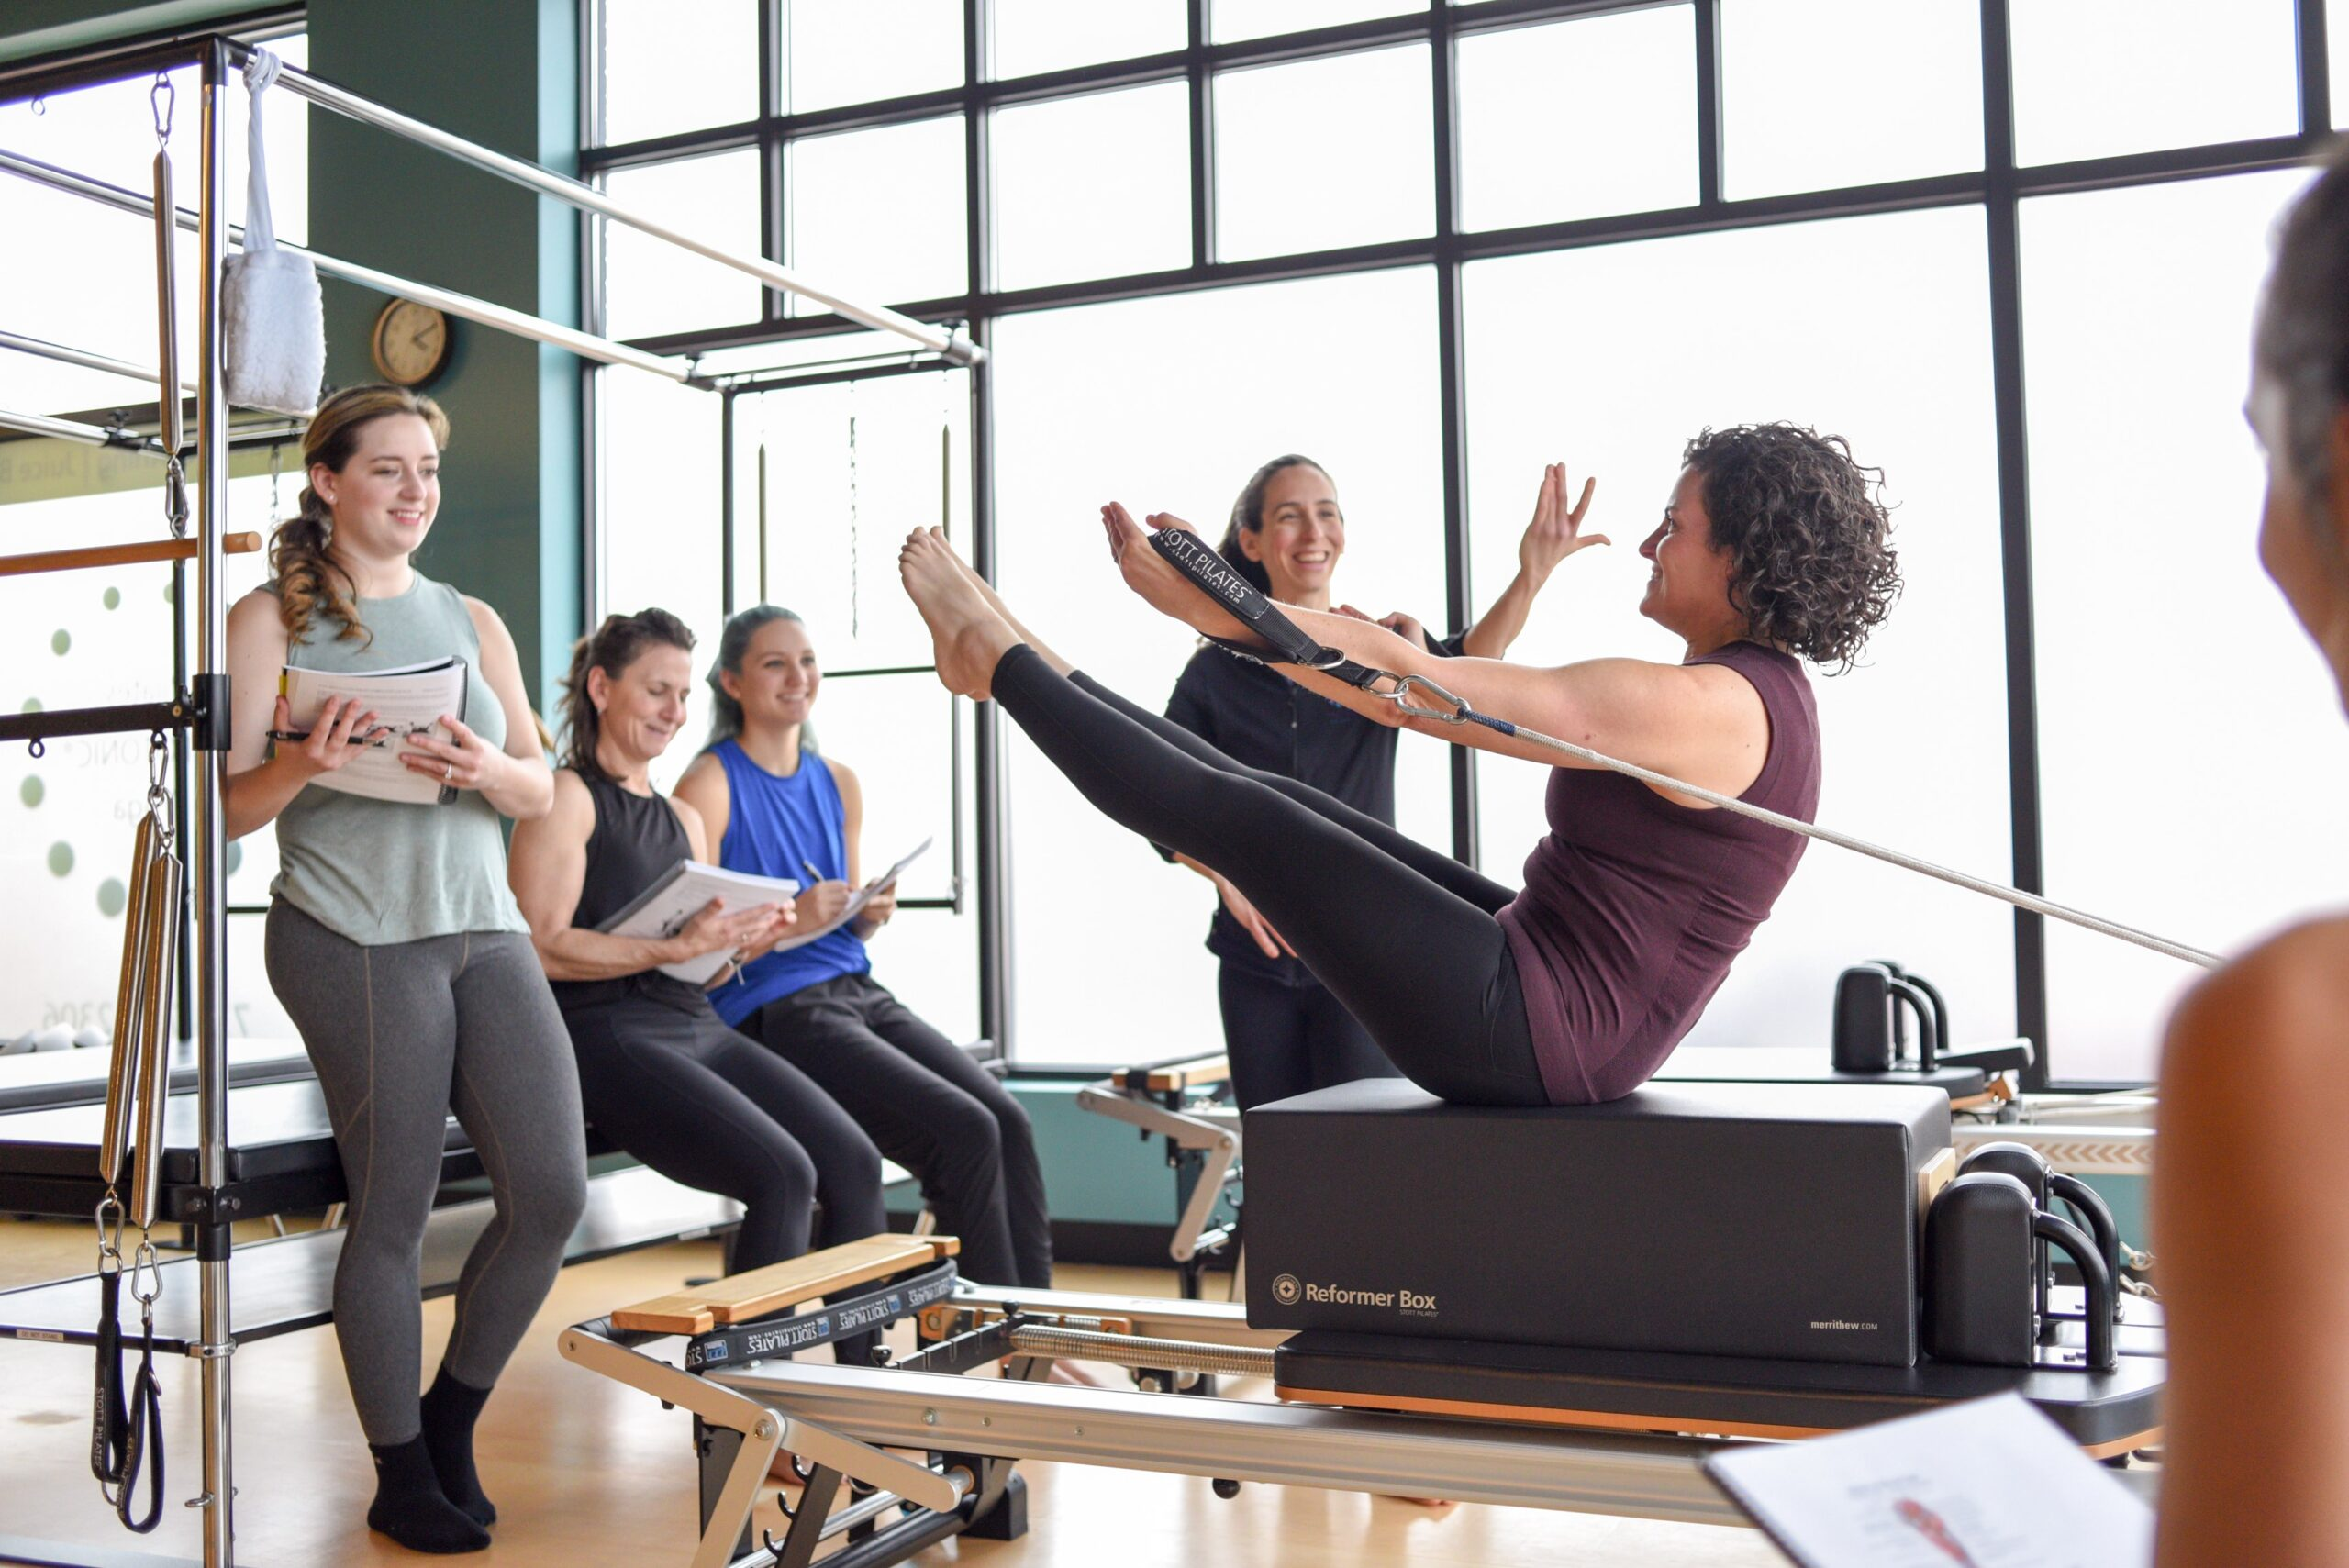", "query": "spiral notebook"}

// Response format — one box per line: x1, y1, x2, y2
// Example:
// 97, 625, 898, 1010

279, 656, 470, 806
